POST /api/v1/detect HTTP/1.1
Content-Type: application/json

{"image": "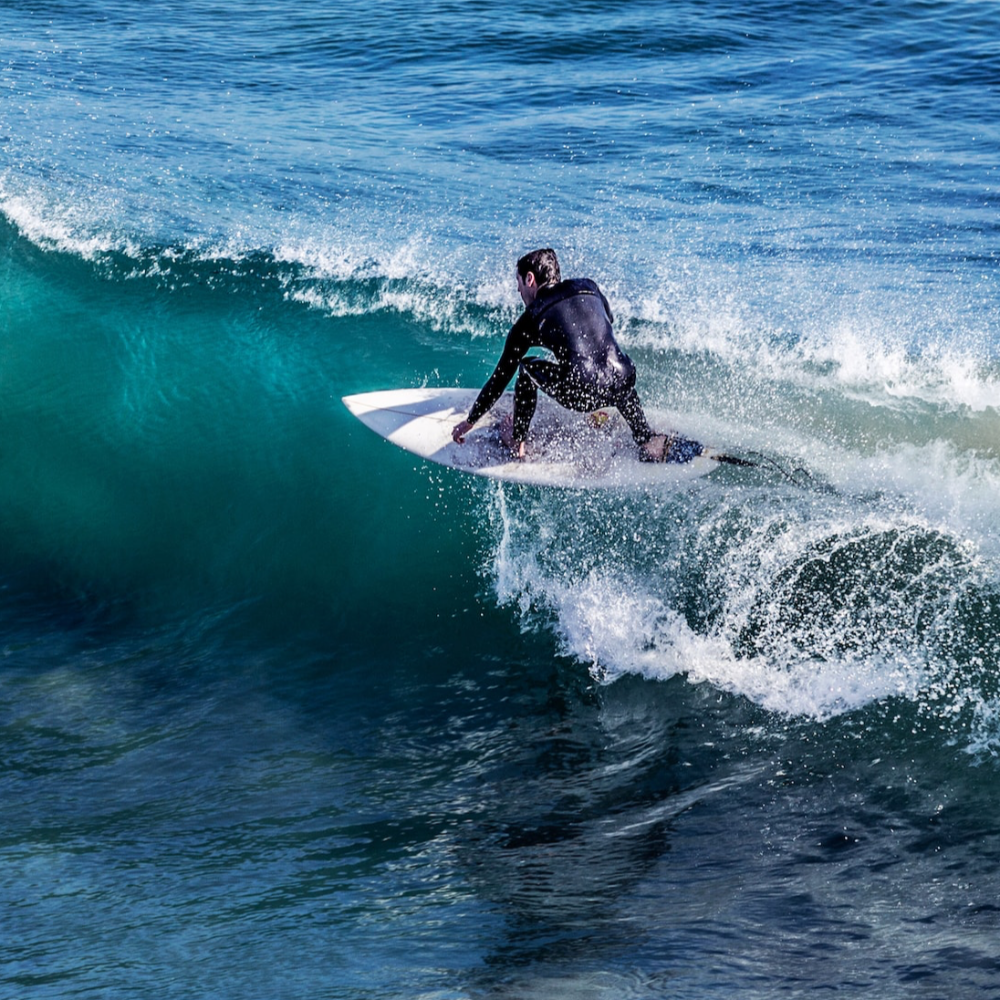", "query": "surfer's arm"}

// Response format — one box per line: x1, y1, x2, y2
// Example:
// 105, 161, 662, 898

455, 319, 530, 440
468, 321, 530, 420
